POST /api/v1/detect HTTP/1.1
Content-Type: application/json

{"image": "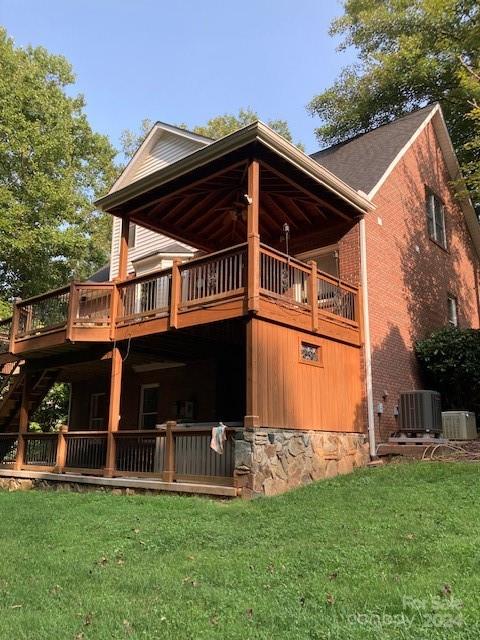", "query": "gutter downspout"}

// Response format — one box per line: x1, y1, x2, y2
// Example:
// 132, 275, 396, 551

359, 218, 377, 458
